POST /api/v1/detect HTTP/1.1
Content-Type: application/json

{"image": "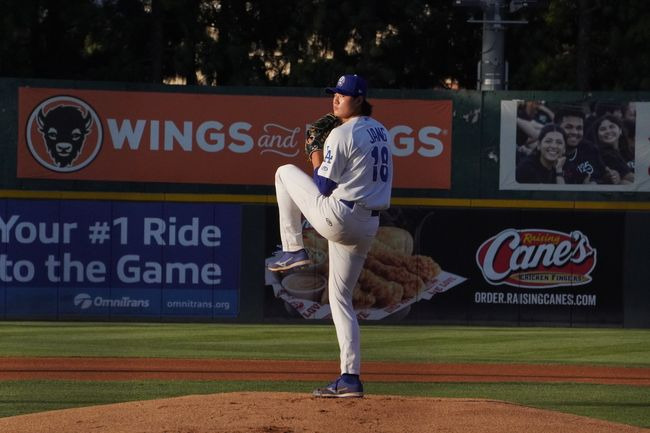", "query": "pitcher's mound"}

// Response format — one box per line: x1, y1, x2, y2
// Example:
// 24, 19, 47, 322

0, 392, 646, 433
